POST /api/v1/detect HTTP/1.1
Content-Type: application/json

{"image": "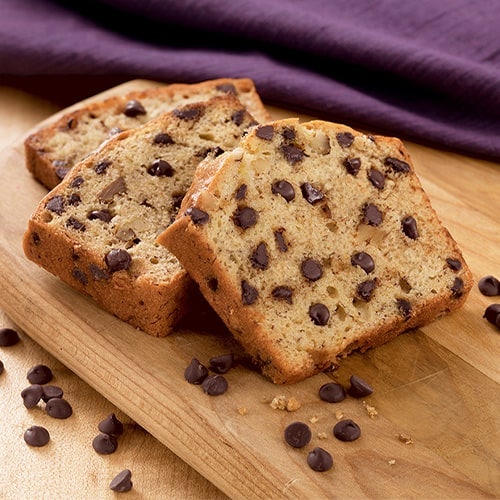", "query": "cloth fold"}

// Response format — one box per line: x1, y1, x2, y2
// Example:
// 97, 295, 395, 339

1, 0, 499, 161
